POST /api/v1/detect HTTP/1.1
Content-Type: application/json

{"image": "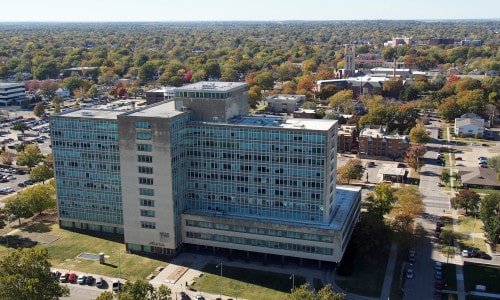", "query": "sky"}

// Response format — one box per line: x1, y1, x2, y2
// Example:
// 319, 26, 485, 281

2, 0, 499, 22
